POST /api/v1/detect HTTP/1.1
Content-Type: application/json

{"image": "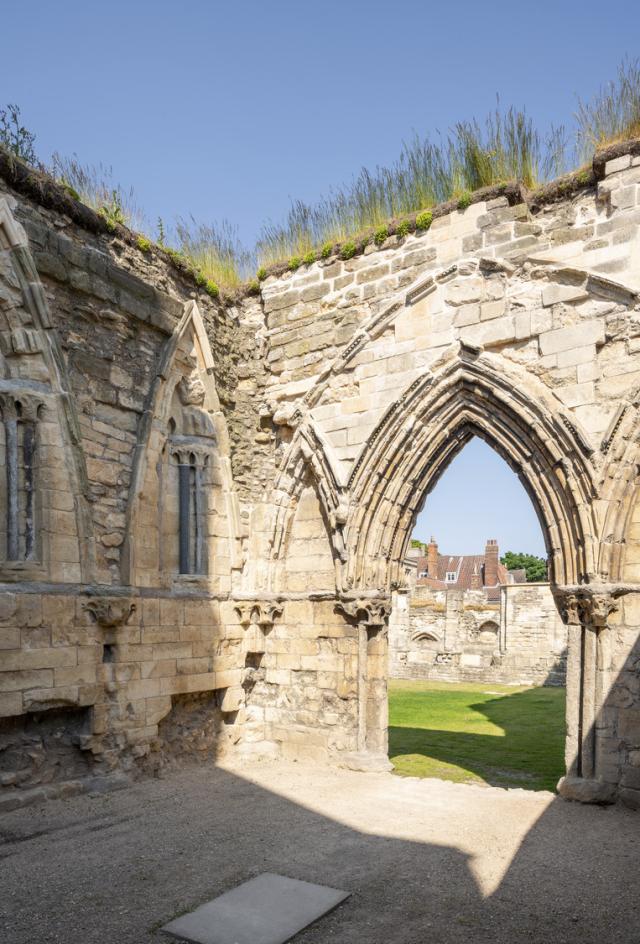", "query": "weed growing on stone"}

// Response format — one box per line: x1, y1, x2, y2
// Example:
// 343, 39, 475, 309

374, 225, 389, 246
415, 210, 433, 230
0, 104, 37, 164
48, 153, 145, 231
3, 56, 639, 290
